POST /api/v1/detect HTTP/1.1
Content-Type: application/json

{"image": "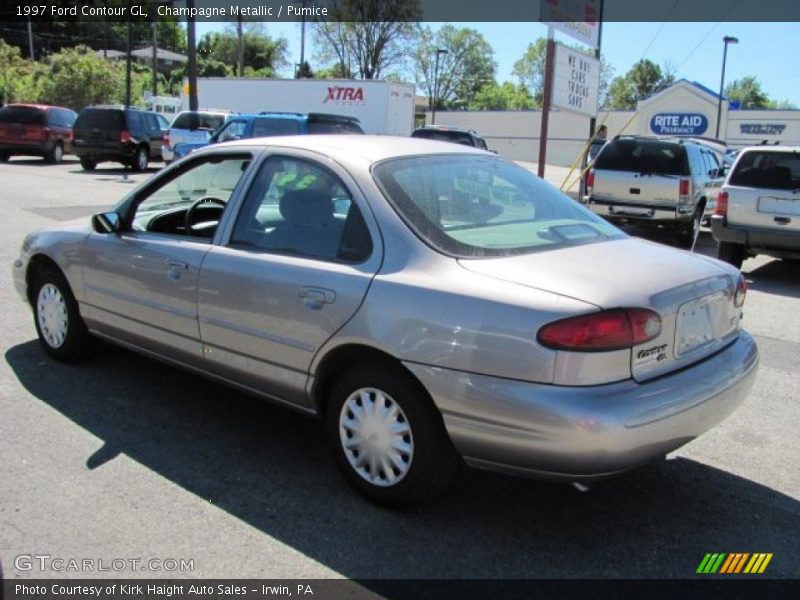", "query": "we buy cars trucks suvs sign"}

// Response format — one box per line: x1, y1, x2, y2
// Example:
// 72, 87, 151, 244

181, 78, 416, 136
